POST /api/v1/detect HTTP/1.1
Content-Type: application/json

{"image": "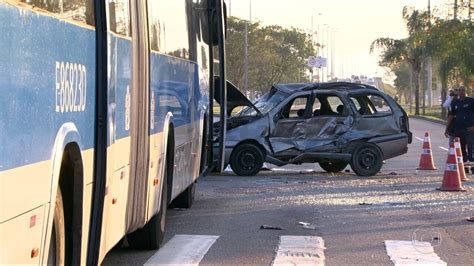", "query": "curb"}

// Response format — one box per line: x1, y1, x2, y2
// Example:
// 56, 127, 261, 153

410, 115, 447, 126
